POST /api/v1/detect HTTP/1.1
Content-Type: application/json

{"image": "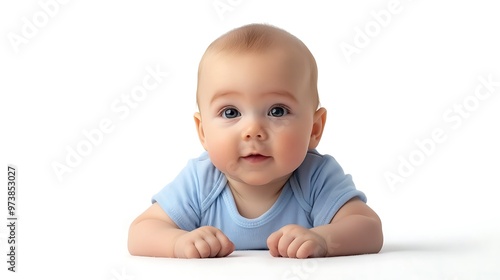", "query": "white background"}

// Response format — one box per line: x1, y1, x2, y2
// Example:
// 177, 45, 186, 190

1, 0, 499, 279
